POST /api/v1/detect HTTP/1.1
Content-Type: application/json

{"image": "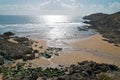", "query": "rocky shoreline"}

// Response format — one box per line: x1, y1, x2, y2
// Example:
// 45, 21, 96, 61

83, 11, 120, 47
0, 32, 35, 64
0, 32, 120, 80
0, 11, 120, 79
0, 32, 63, 66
